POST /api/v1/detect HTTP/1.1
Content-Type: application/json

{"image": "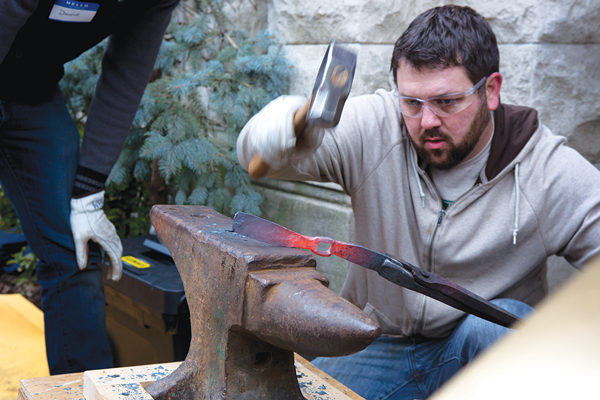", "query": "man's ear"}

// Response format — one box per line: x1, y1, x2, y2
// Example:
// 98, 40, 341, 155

485, 72, 502, 111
